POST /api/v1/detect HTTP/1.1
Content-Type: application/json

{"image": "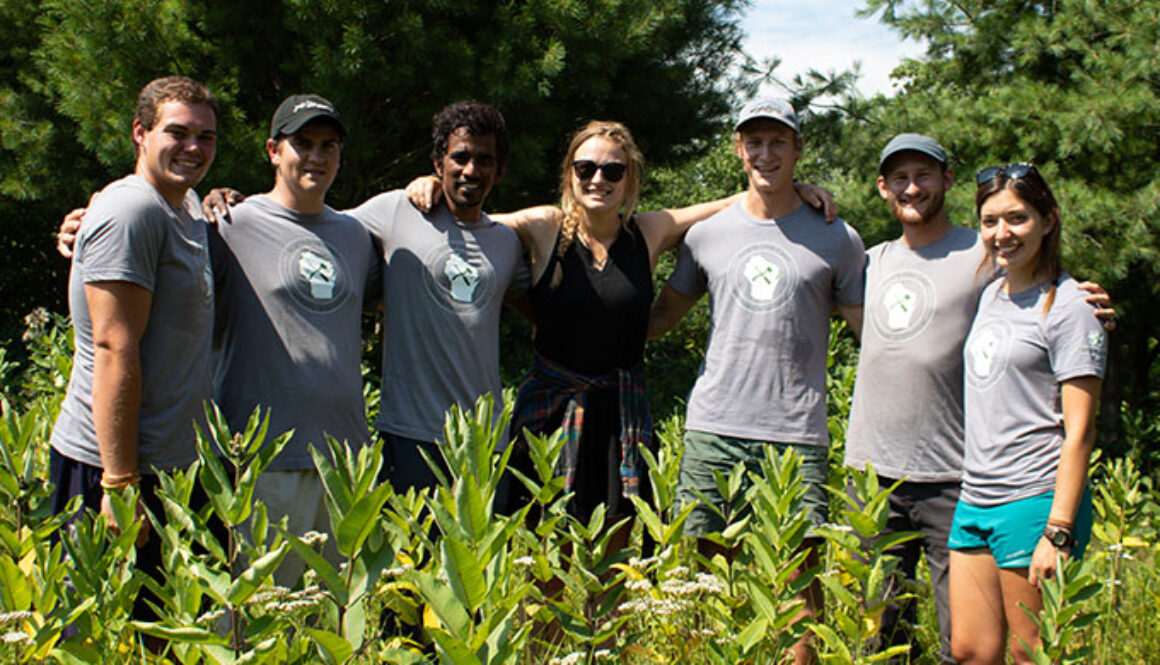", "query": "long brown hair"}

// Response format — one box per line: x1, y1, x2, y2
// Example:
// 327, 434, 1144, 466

975, 166, 1063, 313
556, 120, 645, 262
